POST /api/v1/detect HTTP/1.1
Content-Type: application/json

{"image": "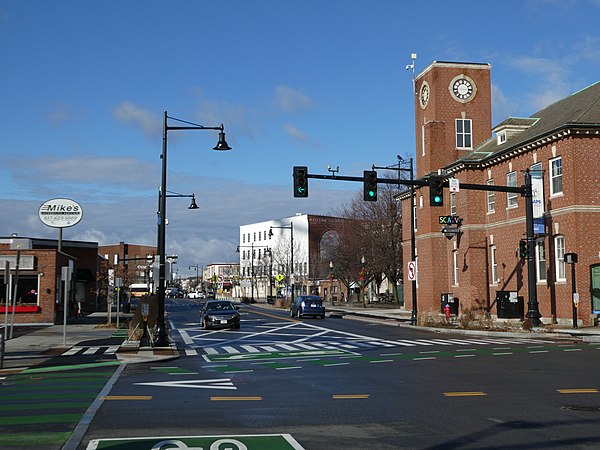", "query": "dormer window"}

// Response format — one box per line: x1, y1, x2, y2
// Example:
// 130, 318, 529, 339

497, 132, 507, 145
